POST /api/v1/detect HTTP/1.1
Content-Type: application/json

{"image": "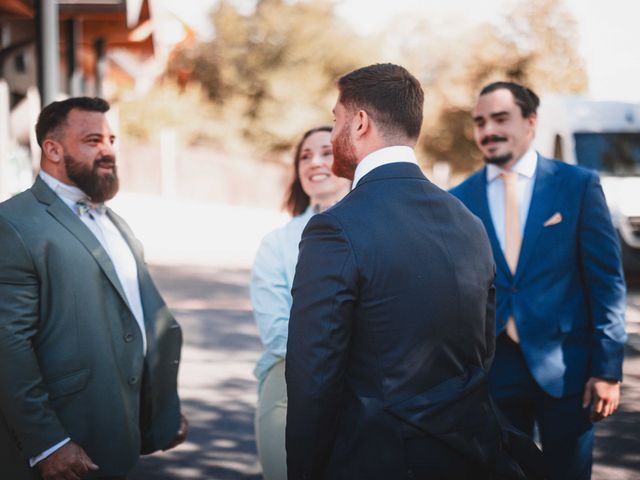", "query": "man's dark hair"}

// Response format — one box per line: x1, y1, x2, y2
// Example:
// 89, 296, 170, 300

35, 97, 110, 147
285, 125, 333, 216
337, 63, 424, 140
480, 81, 539, 118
